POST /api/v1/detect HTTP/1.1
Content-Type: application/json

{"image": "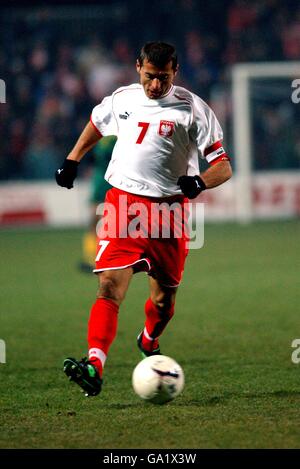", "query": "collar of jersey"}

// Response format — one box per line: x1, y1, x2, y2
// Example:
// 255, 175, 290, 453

142, 84, 175, 101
